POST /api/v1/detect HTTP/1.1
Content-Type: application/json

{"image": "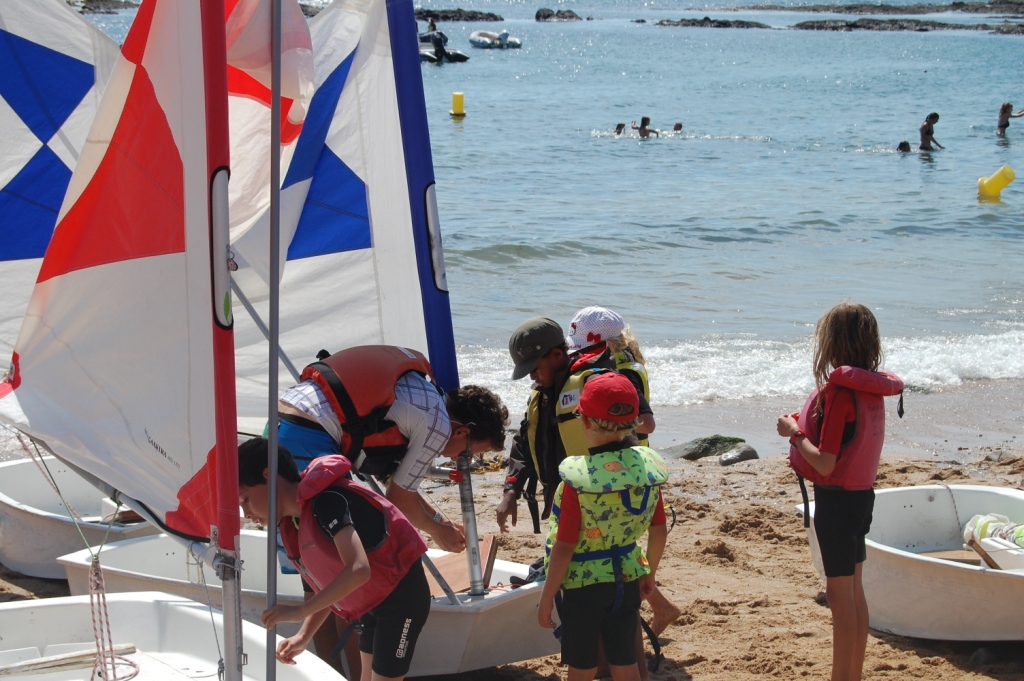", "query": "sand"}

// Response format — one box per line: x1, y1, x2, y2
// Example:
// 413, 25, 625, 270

3, 379, 1024, 679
